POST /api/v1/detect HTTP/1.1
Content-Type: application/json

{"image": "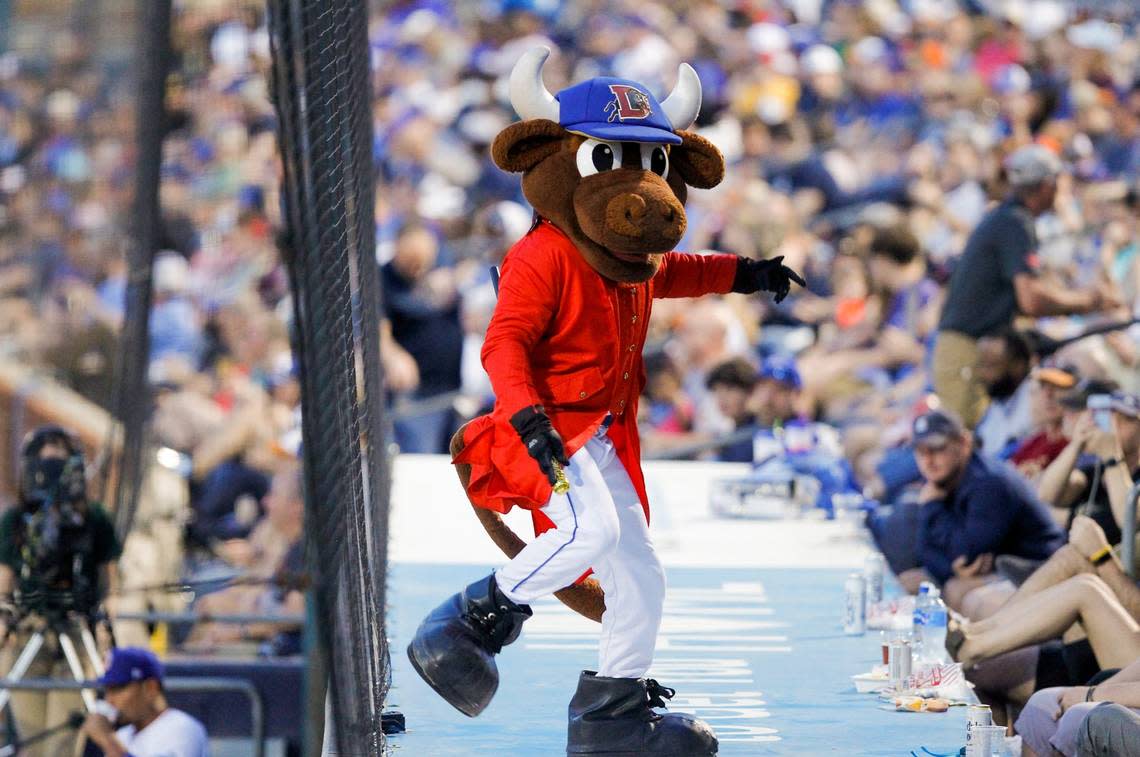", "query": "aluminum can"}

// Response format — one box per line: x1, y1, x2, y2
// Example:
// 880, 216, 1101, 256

965, 704, 993, 756
888, 640, 912, 688
863, 553, 885, 606
843, 573, 866, 635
